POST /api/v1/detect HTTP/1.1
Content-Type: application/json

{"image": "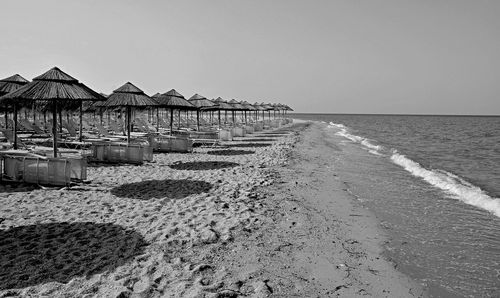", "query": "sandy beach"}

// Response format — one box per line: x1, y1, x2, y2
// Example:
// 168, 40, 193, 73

0, 121, 424, 297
